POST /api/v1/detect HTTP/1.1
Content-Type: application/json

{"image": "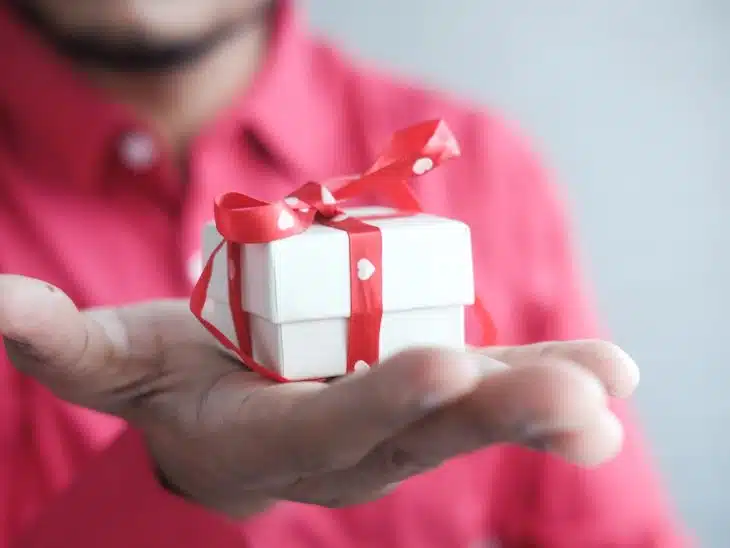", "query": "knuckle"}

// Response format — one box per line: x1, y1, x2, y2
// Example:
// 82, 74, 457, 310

379, 346, 455, 396
370, 442, 441, 479
392, 347, 449, 378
